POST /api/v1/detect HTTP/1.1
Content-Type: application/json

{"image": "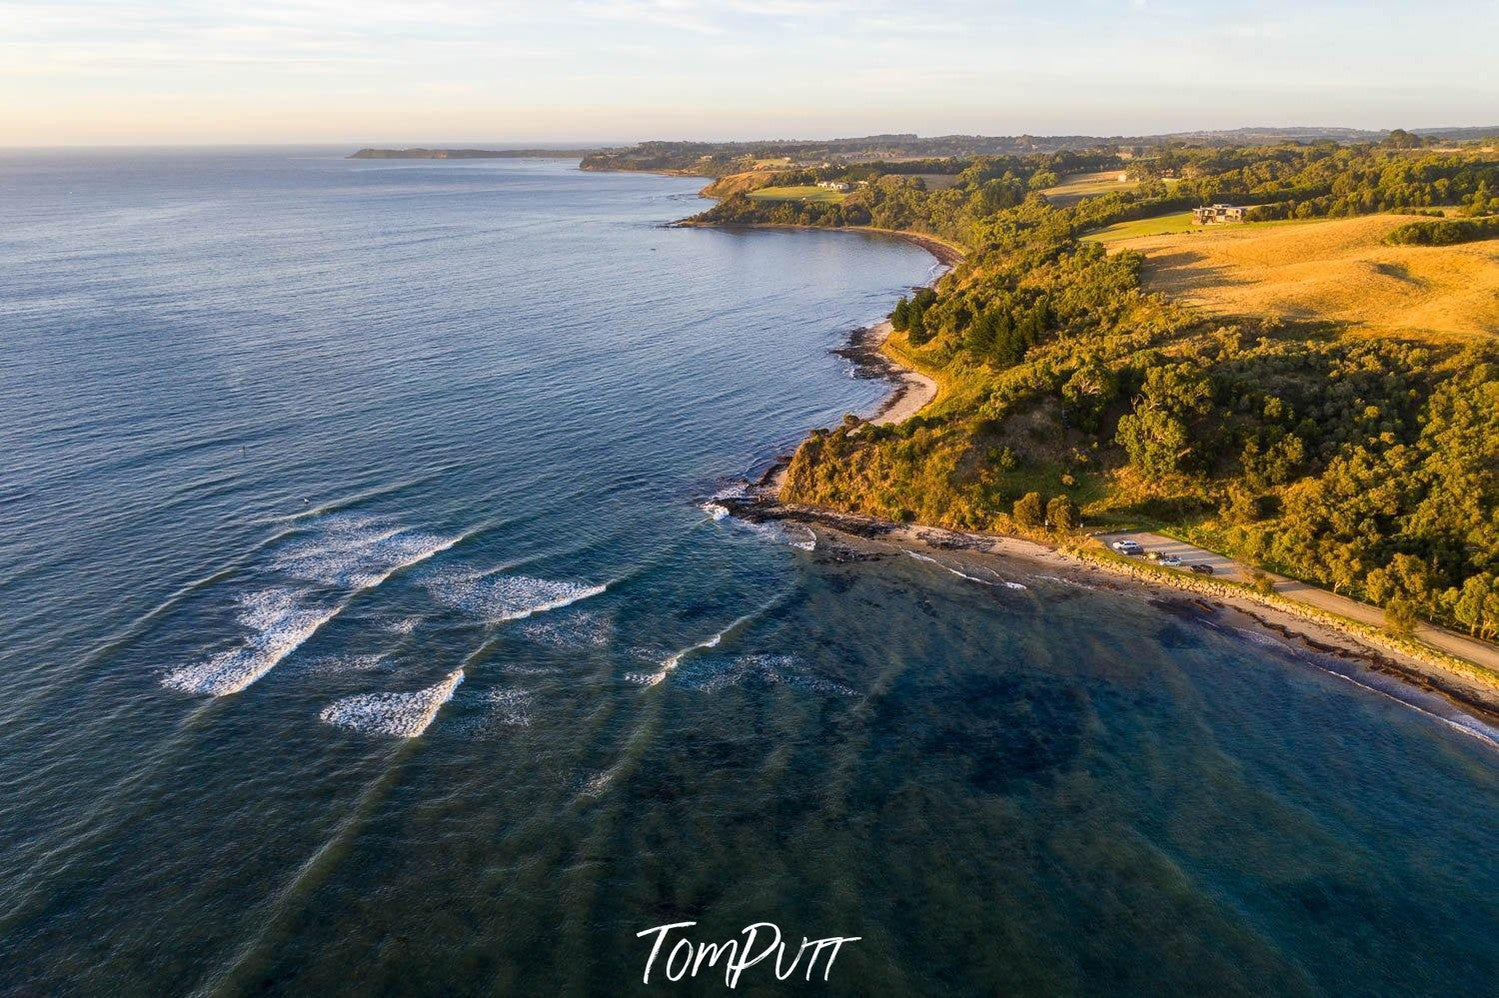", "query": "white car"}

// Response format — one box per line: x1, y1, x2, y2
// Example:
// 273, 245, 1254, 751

1111, 539, 1143, 555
